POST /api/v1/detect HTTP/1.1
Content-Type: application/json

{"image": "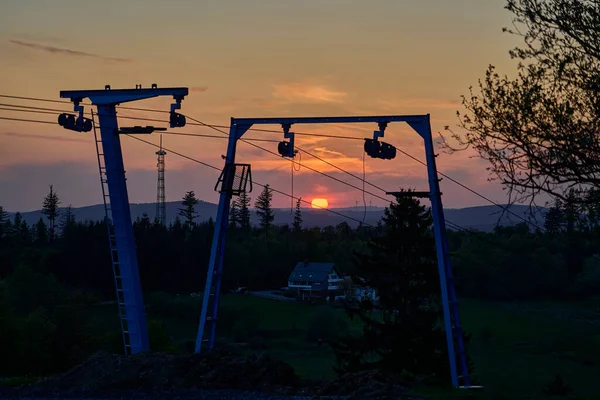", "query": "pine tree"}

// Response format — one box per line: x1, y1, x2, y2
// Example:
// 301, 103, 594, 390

563, 189, 581, 233
331, 191, 458, 381
583, 188, 600, 231
59, 205, 76, 241
238, 191, 251, 231
34, 218, 48, 245
42, 185, 60, 242
255, 185, 274, 236
178, 190, 199, 230
12, 213, 31, 244
59, 205, 75, 230
544, 199, 564, 234
293, 198, 303, 233
229, 199, 239, 229
0, 205, 8, 239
